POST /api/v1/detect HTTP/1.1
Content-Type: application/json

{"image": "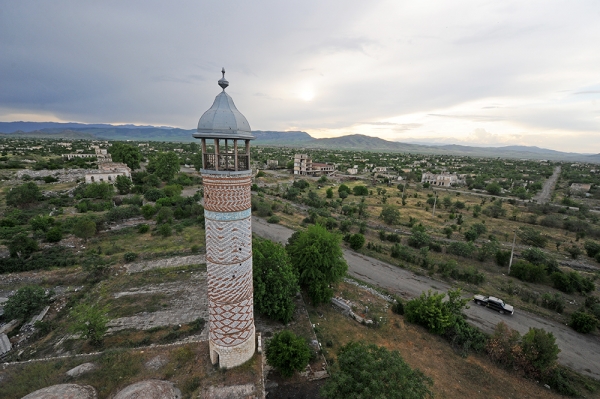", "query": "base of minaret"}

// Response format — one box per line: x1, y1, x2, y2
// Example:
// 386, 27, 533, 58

209, 326, 256, 368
